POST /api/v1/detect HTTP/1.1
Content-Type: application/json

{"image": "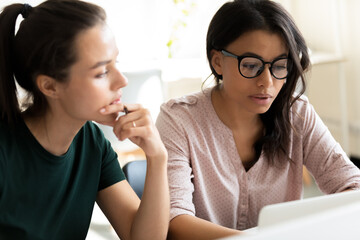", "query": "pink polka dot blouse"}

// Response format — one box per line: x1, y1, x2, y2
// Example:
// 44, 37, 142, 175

155, 87, 360, 230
